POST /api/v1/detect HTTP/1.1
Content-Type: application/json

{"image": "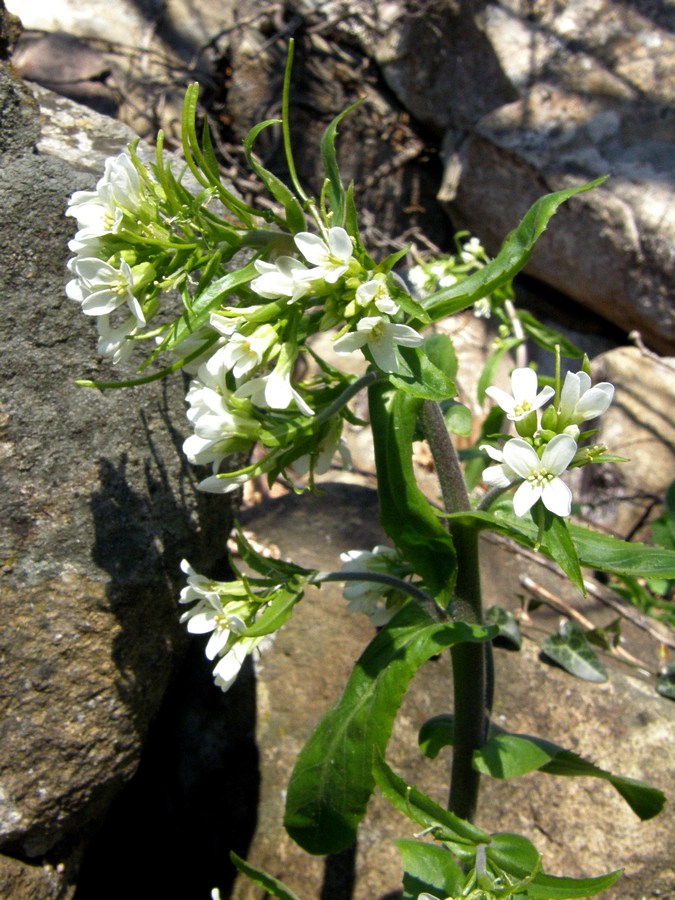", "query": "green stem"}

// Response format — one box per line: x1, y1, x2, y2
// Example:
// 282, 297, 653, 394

310, 571, 444, 622
420, 400, 487, 821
